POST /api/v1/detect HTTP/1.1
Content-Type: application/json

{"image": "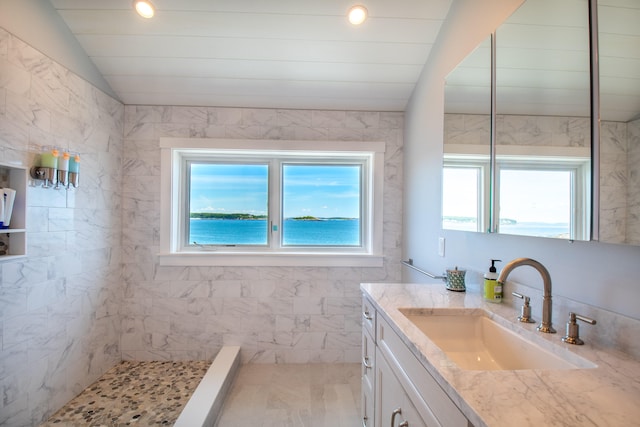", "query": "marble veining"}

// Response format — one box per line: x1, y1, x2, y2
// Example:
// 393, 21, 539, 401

41, 361, 210, 426
2, 24, 405, 426
362, 282, 640, 427
1, 25, 123, 426
216, 363, 360, 427
121, 104, 404, 364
